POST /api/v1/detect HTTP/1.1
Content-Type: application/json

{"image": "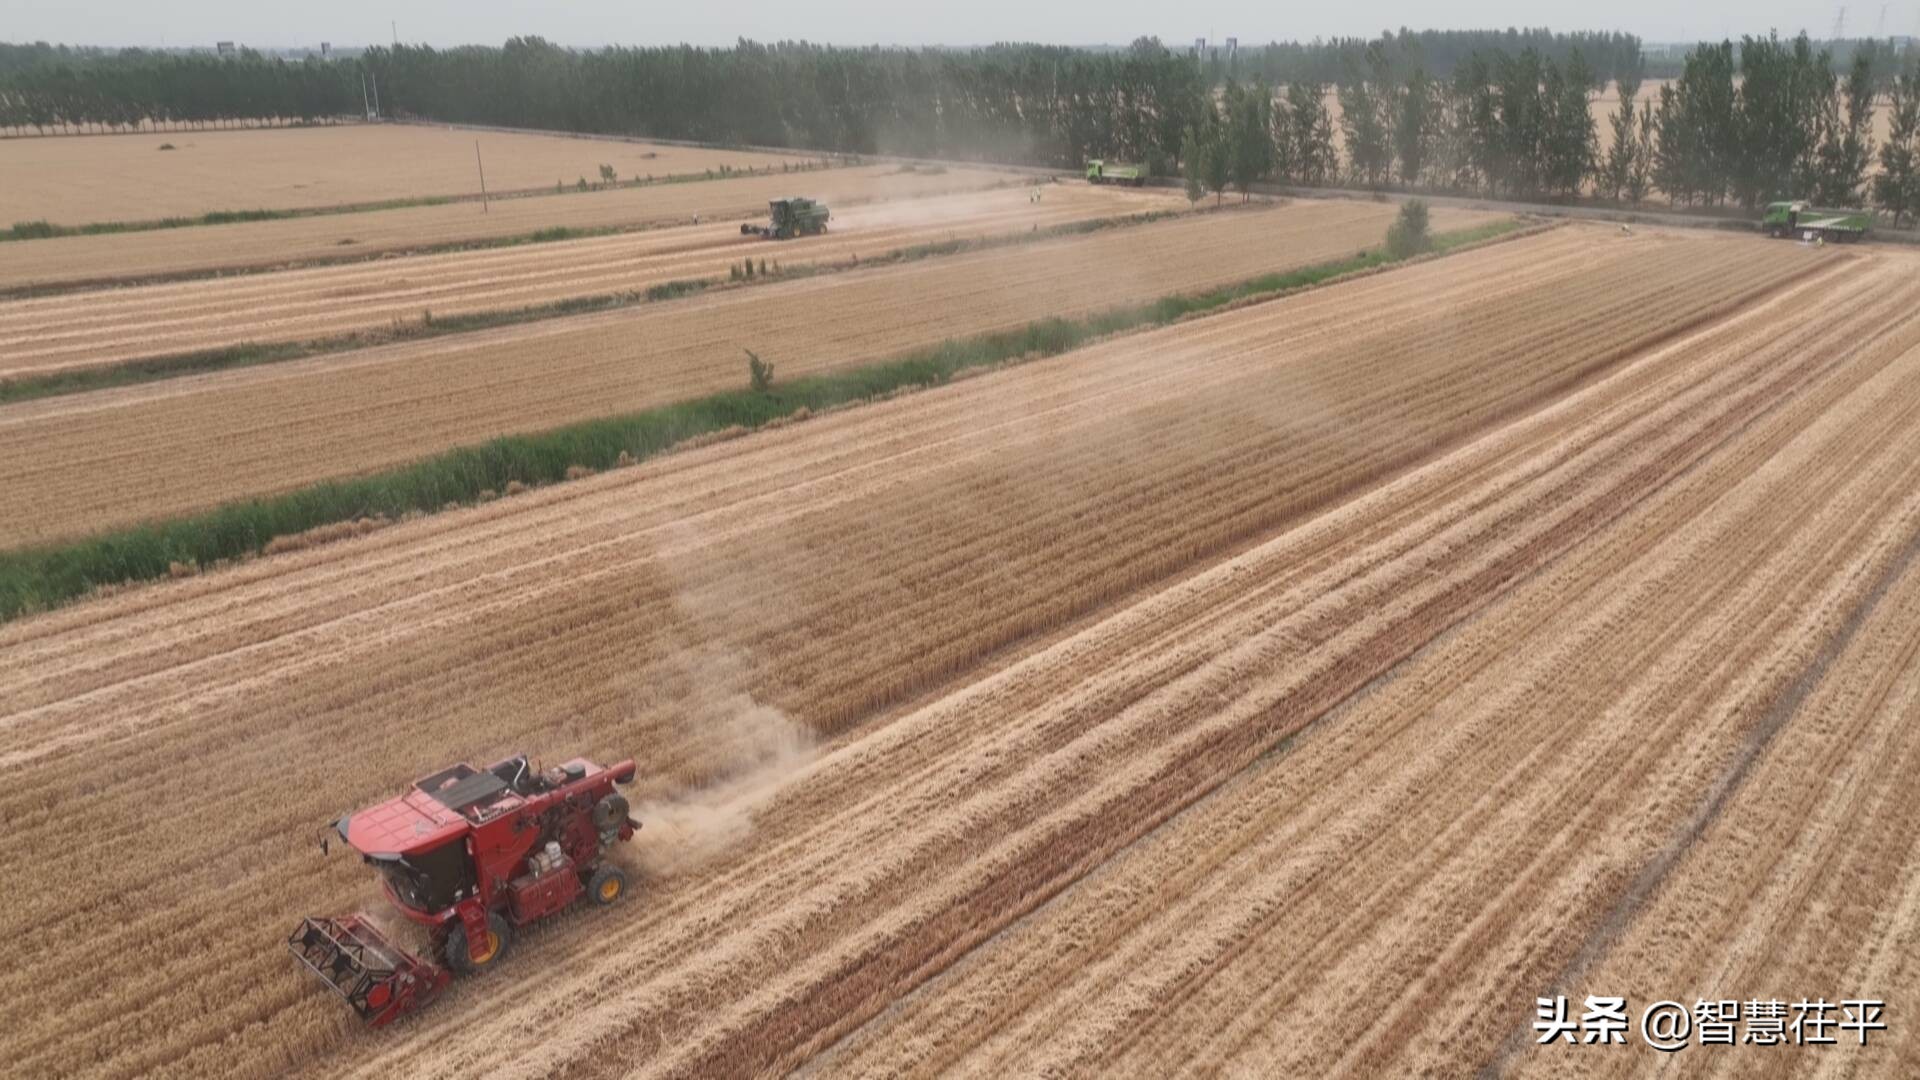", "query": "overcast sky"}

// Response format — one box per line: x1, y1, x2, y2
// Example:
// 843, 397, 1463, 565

7, 0, 1915, 50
